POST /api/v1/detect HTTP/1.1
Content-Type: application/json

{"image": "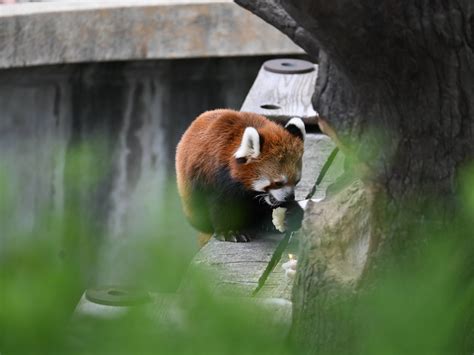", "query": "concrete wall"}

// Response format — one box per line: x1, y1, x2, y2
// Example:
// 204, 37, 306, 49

0, 57, 284, 286
0, 1, 305, 287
